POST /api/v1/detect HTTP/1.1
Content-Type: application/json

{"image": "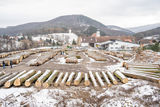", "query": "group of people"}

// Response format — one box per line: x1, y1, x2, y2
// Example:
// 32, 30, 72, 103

2, 60, 13, 69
